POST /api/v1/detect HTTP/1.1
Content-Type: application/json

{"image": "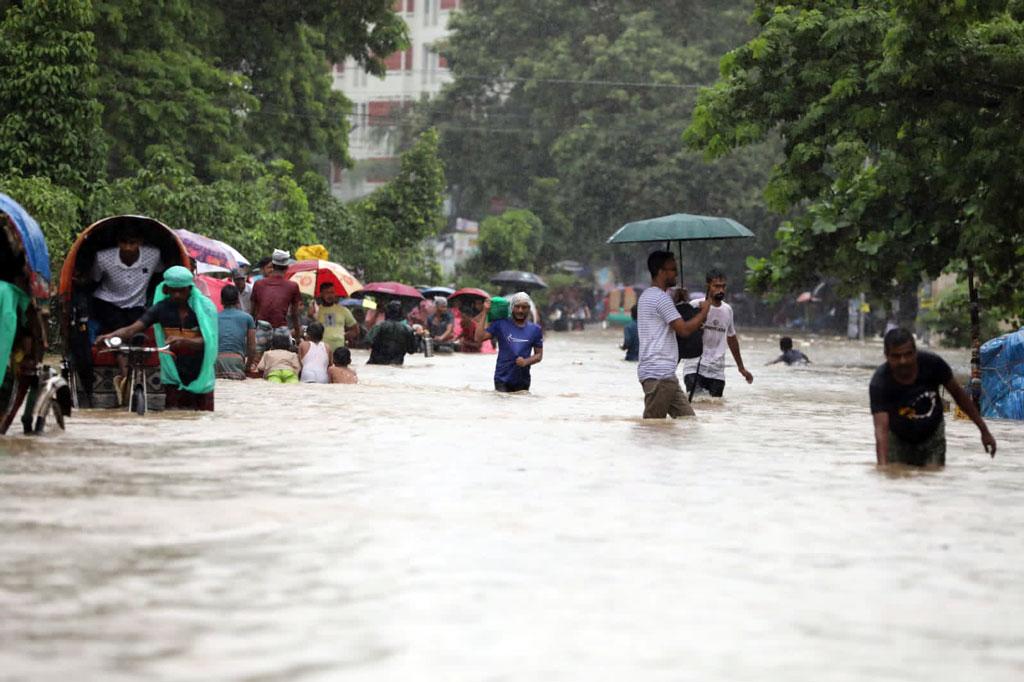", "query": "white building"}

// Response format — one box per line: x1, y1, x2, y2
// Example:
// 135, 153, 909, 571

330, 0, 461, 201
